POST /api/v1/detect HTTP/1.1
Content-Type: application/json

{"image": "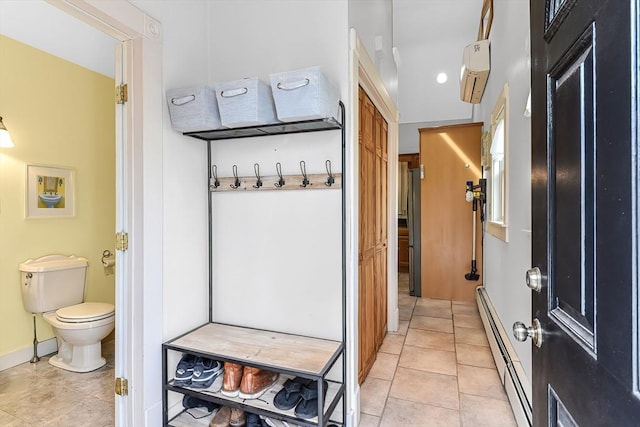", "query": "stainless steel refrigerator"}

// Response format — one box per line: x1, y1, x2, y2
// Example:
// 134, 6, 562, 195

407, 168, 422, 297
